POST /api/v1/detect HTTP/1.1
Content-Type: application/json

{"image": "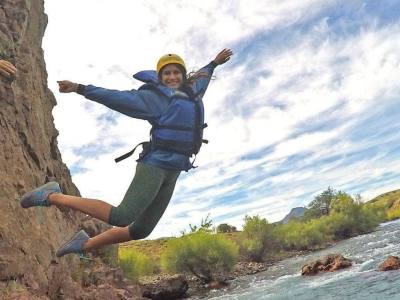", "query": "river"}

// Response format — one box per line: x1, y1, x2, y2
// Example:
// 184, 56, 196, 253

197, 219, 400, 300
